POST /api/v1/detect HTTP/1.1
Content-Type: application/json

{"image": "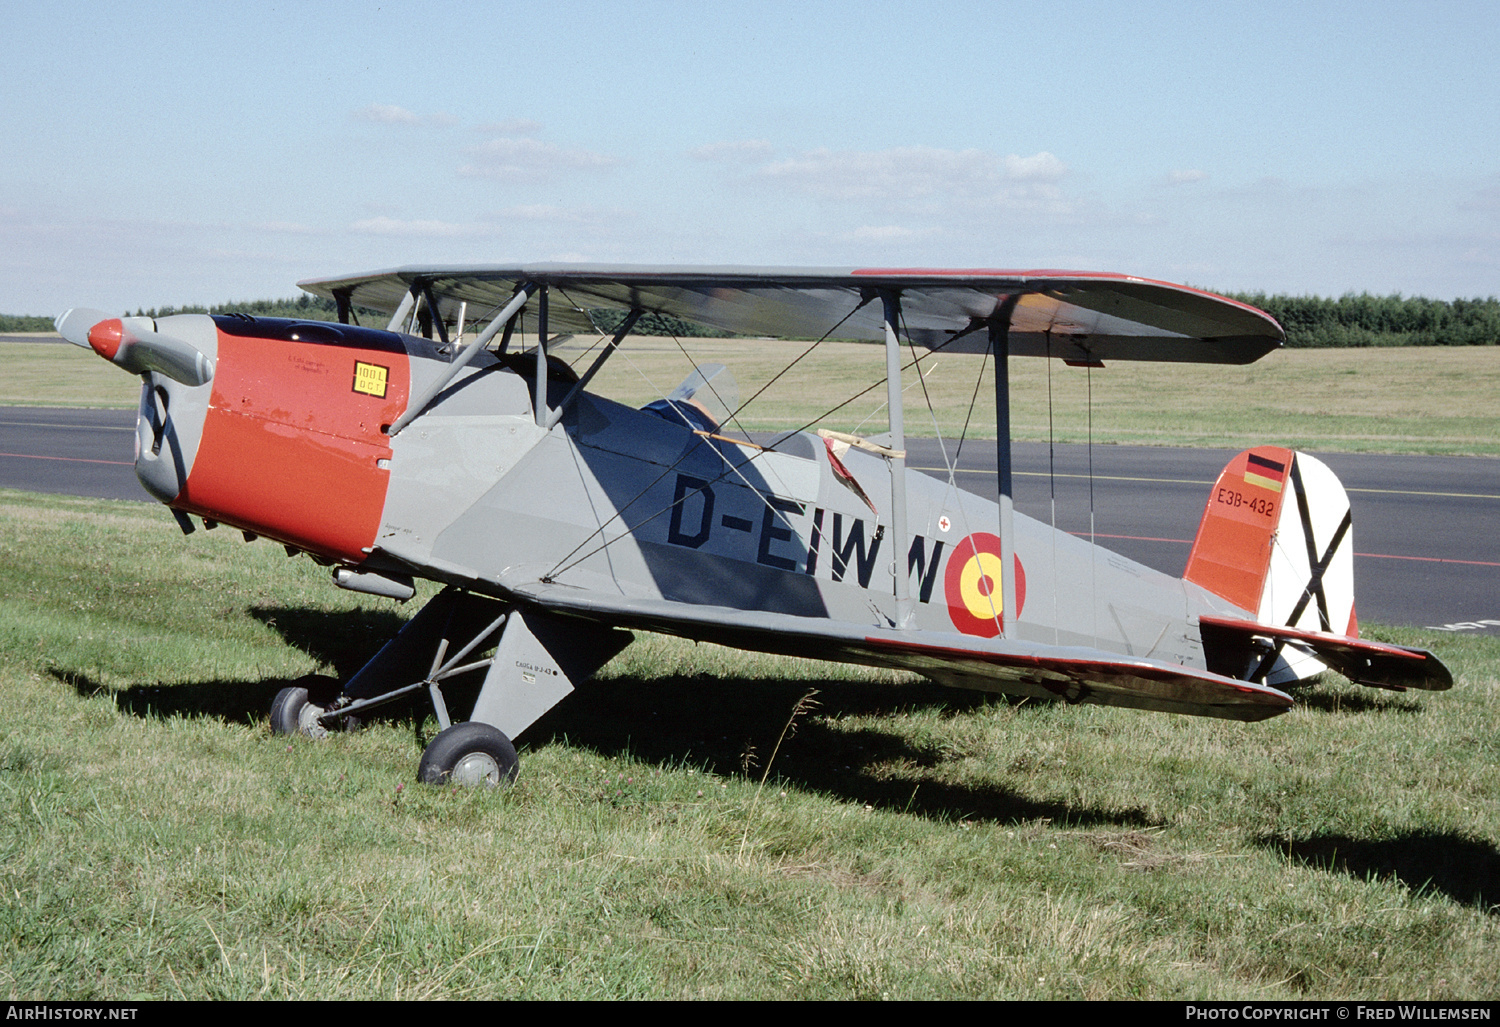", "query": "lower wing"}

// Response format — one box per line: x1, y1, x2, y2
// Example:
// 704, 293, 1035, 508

512, 582, 1294, 723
